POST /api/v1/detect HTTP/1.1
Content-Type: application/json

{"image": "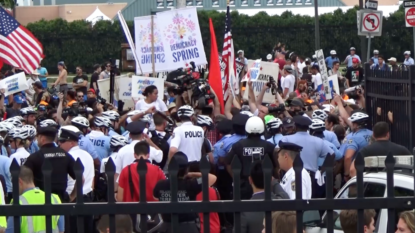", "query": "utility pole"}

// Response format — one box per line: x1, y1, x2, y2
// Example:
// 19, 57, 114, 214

176, 0, 186, 8
359, 0, 367, 62
314, 0, 320, 50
